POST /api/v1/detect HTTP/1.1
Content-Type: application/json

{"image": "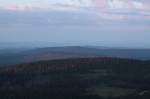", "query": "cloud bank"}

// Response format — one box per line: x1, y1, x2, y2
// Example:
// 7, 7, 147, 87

0, 0, 150, 48
0, 0, 150, 20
